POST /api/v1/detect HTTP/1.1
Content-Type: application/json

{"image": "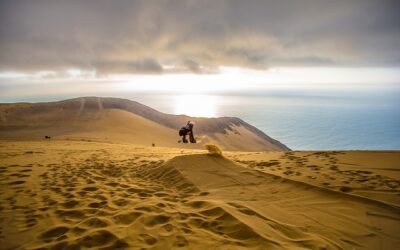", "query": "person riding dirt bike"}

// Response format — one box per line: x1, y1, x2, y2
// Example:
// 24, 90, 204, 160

179, 121, 196, 143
